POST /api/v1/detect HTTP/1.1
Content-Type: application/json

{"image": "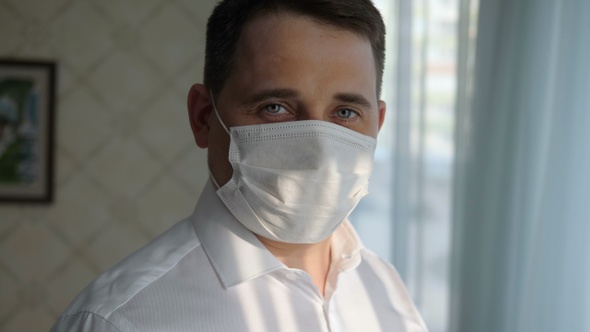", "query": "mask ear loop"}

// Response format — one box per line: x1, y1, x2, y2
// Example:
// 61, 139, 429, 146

209, 91, 230, 135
